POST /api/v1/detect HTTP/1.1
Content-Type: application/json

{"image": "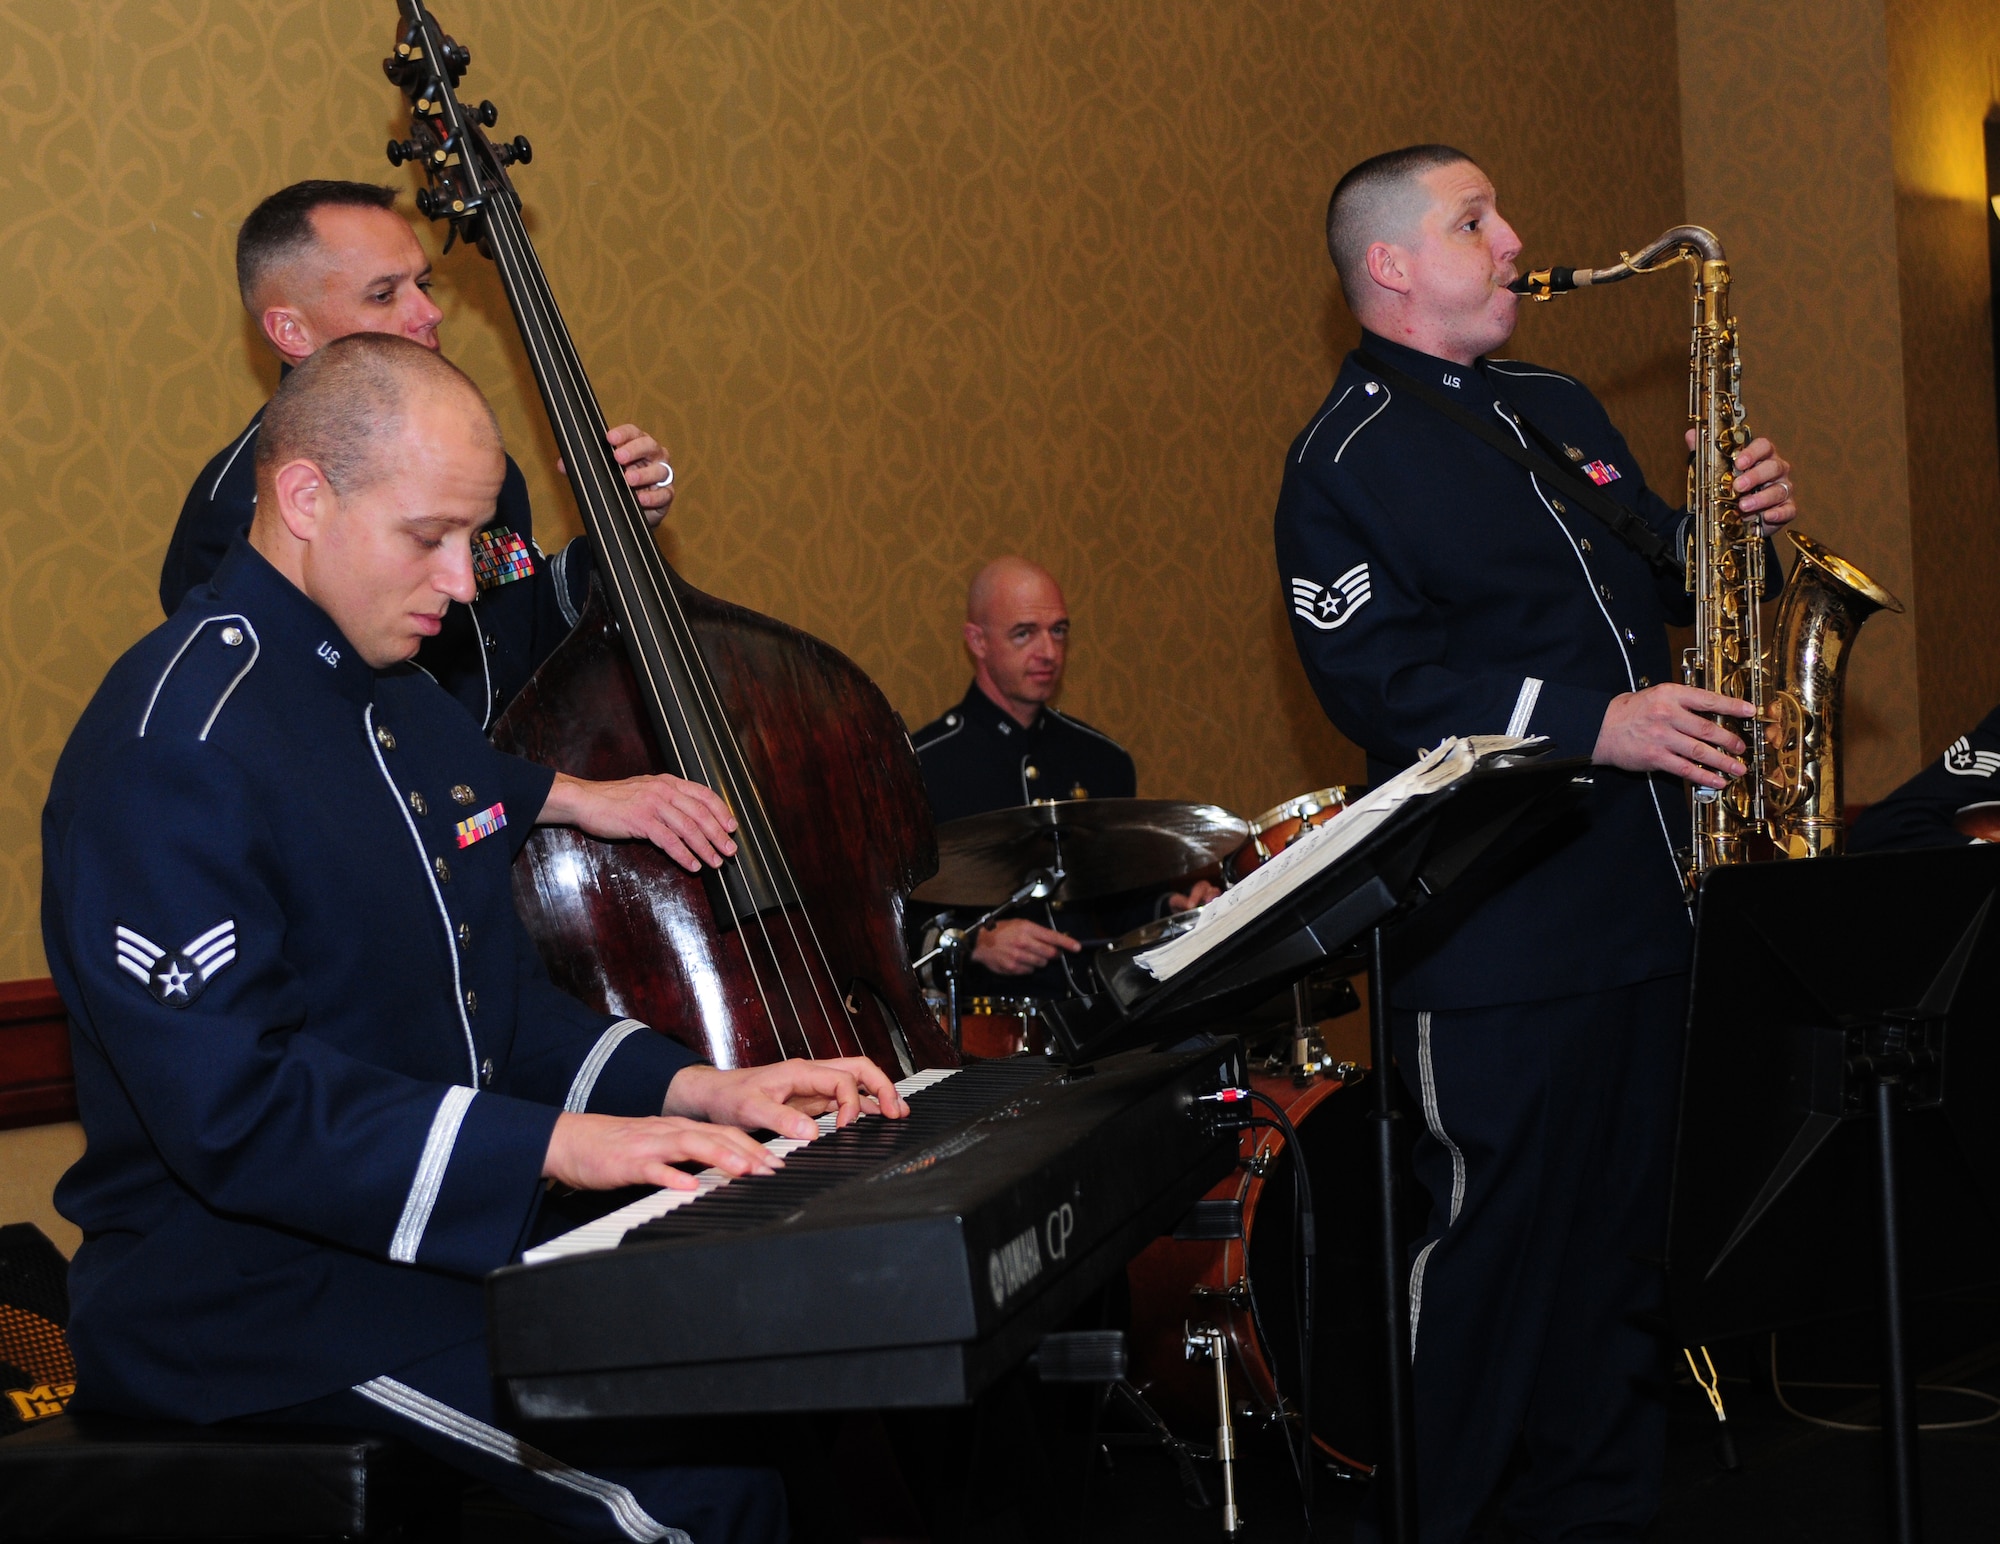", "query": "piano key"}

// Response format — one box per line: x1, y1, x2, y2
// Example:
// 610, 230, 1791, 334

522, 1063, 967, 1263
